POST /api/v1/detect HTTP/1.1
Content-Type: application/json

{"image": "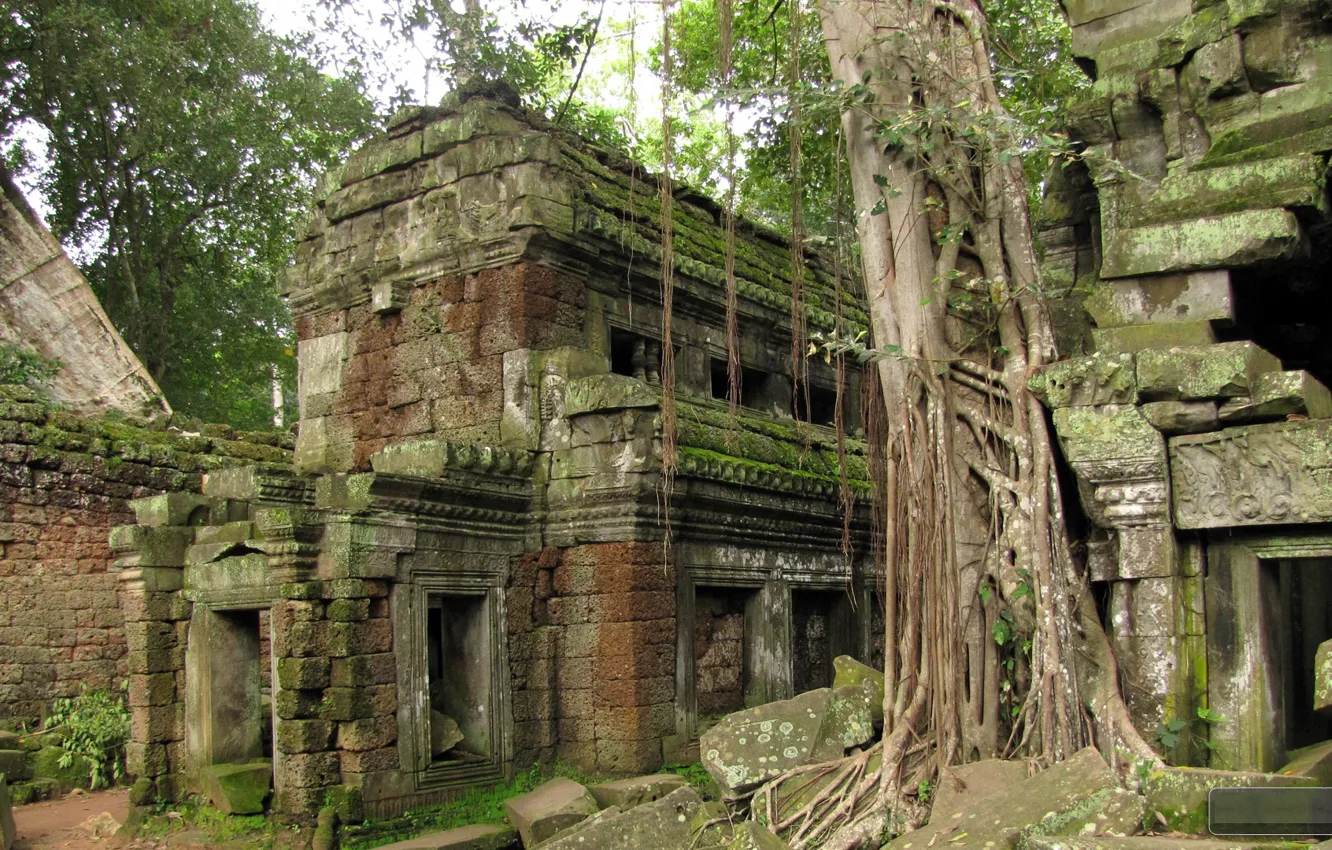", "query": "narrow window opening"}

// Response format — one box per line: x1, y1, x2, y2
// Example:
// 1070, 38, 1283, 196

709, 357, 776, 411
609, 328, 661, 385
